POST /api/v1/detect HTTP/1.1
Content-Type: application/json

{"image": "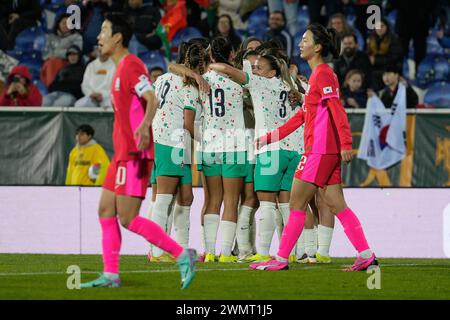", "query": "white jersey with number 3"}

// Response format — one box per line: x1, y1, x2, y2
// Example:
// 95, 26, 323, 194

244, 70, 303, 154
